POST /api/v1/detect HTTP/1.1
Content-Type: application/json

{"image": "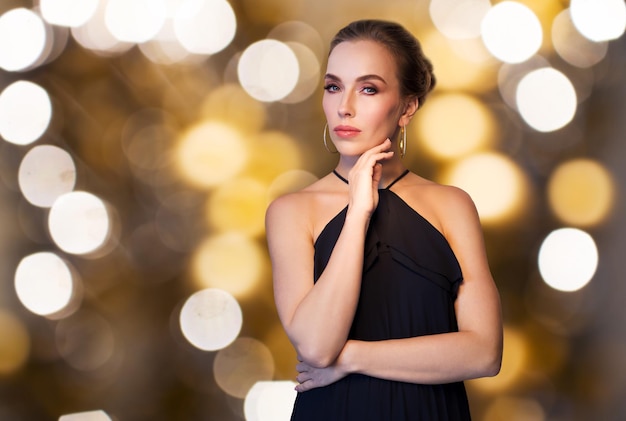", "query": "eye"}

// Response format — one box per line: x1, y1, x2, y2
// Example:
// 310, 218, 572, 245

362, 86, 377, 94
324, 83, 340, 93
